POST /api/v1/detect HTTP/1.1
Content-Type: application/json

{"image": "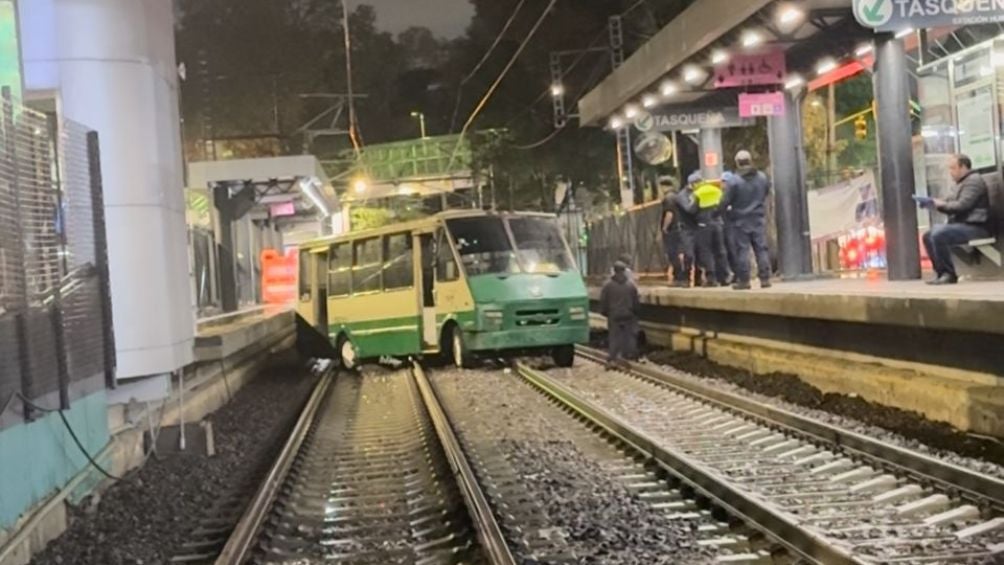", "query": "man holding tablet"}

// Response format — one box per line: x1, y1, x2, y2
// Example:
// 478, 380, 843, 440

919, 154, 992, 285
